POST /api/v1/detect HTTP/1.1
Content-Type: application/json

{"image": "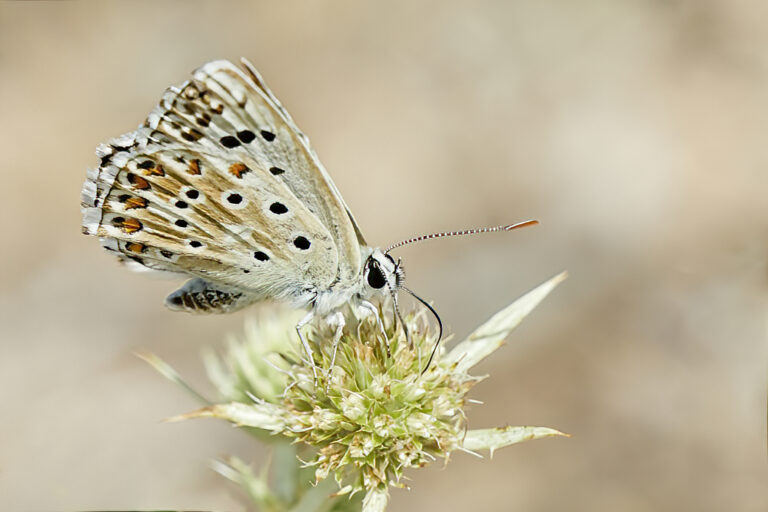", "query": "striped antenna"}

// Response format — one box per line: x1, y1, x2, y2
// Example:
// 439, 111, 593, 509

385, 220, 539, 253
